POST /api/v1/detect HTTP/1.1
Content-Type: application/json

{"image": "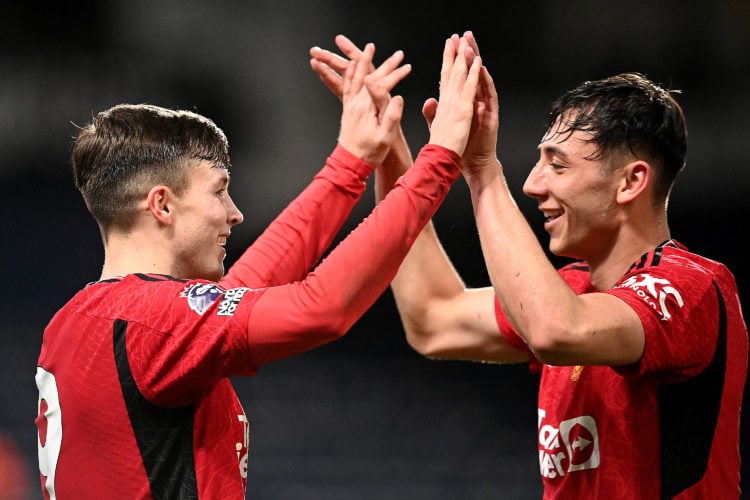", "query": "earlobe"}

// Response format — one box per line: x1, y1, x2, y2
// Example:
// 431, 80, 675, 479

616, 161, 649, 204
146, 185, 173, 225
